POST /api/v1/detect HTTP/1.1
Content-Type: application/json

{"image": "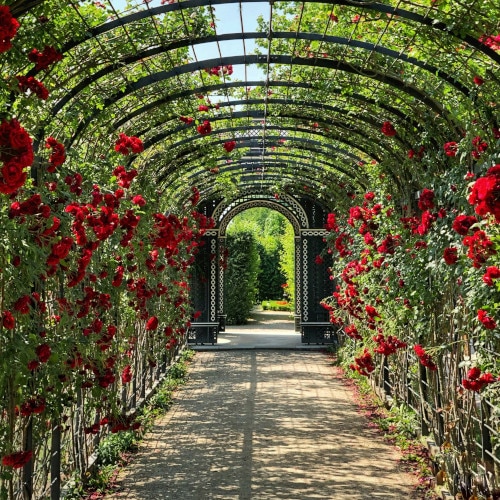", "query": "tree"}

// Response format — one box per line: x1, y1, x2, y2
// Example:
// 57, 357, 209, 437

224, 230, 260, 324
